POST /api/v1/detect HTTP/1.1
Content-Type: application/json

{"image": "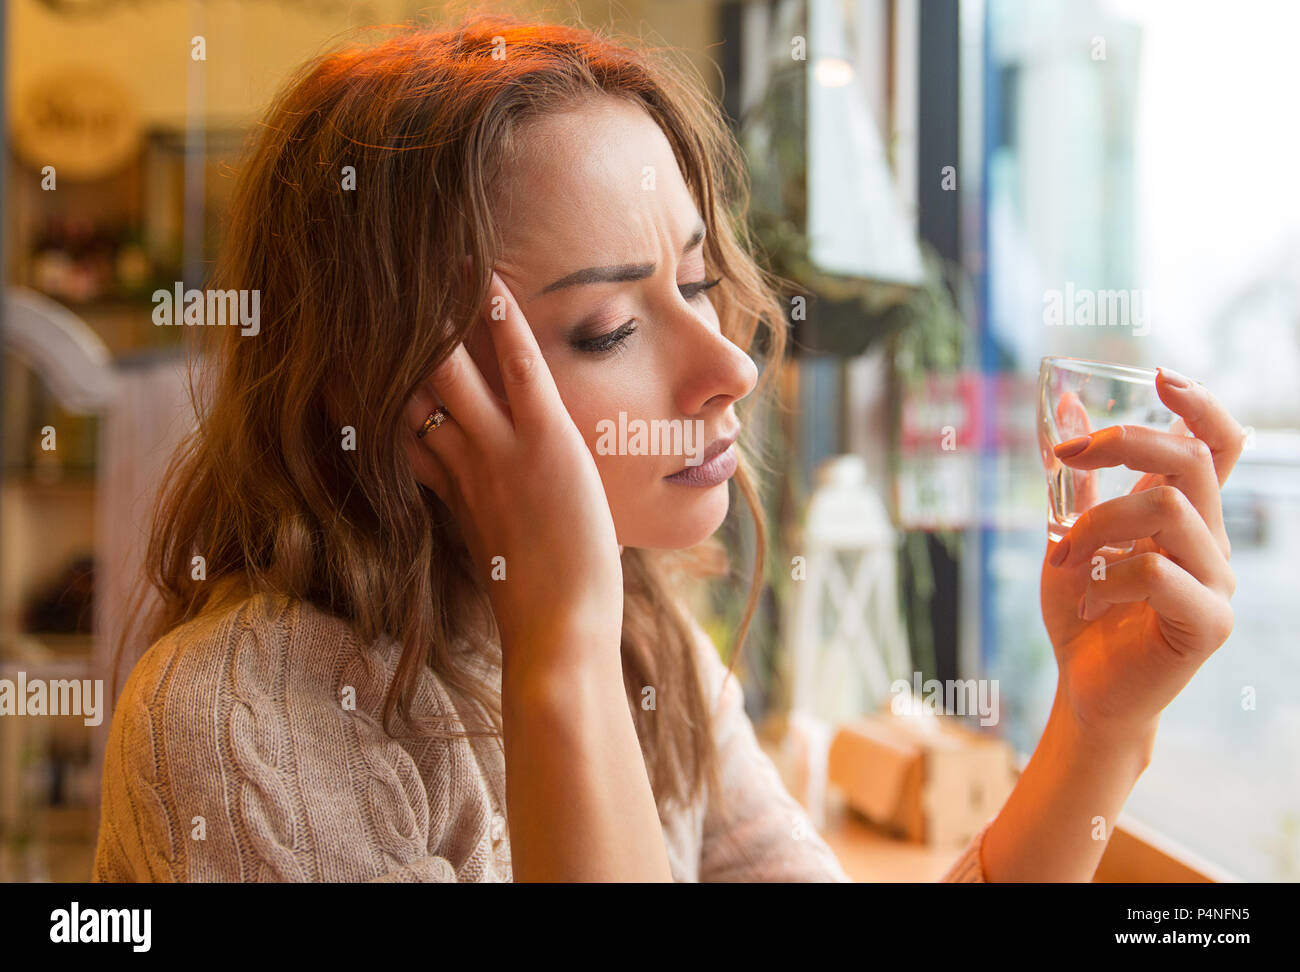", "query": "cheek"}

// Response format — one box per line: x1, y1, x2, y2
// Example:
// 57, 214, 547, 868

552, 365, 670, 500
592, 455, 661, 524
575, 404, 663, 494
